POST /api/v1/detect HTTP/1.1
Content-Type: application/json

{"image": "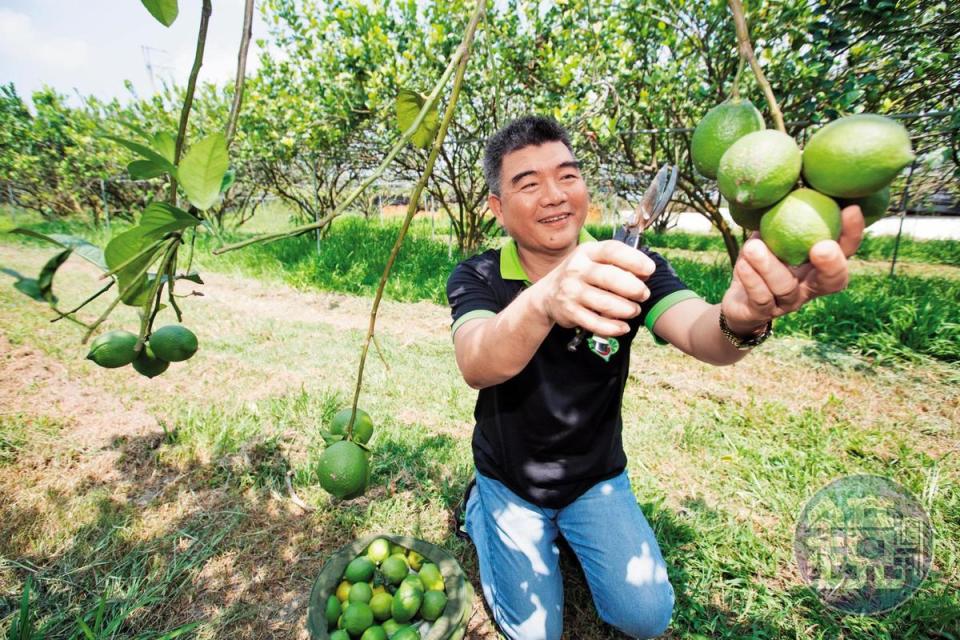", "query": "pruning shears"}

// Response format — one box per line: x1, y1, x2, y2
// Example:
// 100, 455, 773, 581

567, 163, 679, 353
